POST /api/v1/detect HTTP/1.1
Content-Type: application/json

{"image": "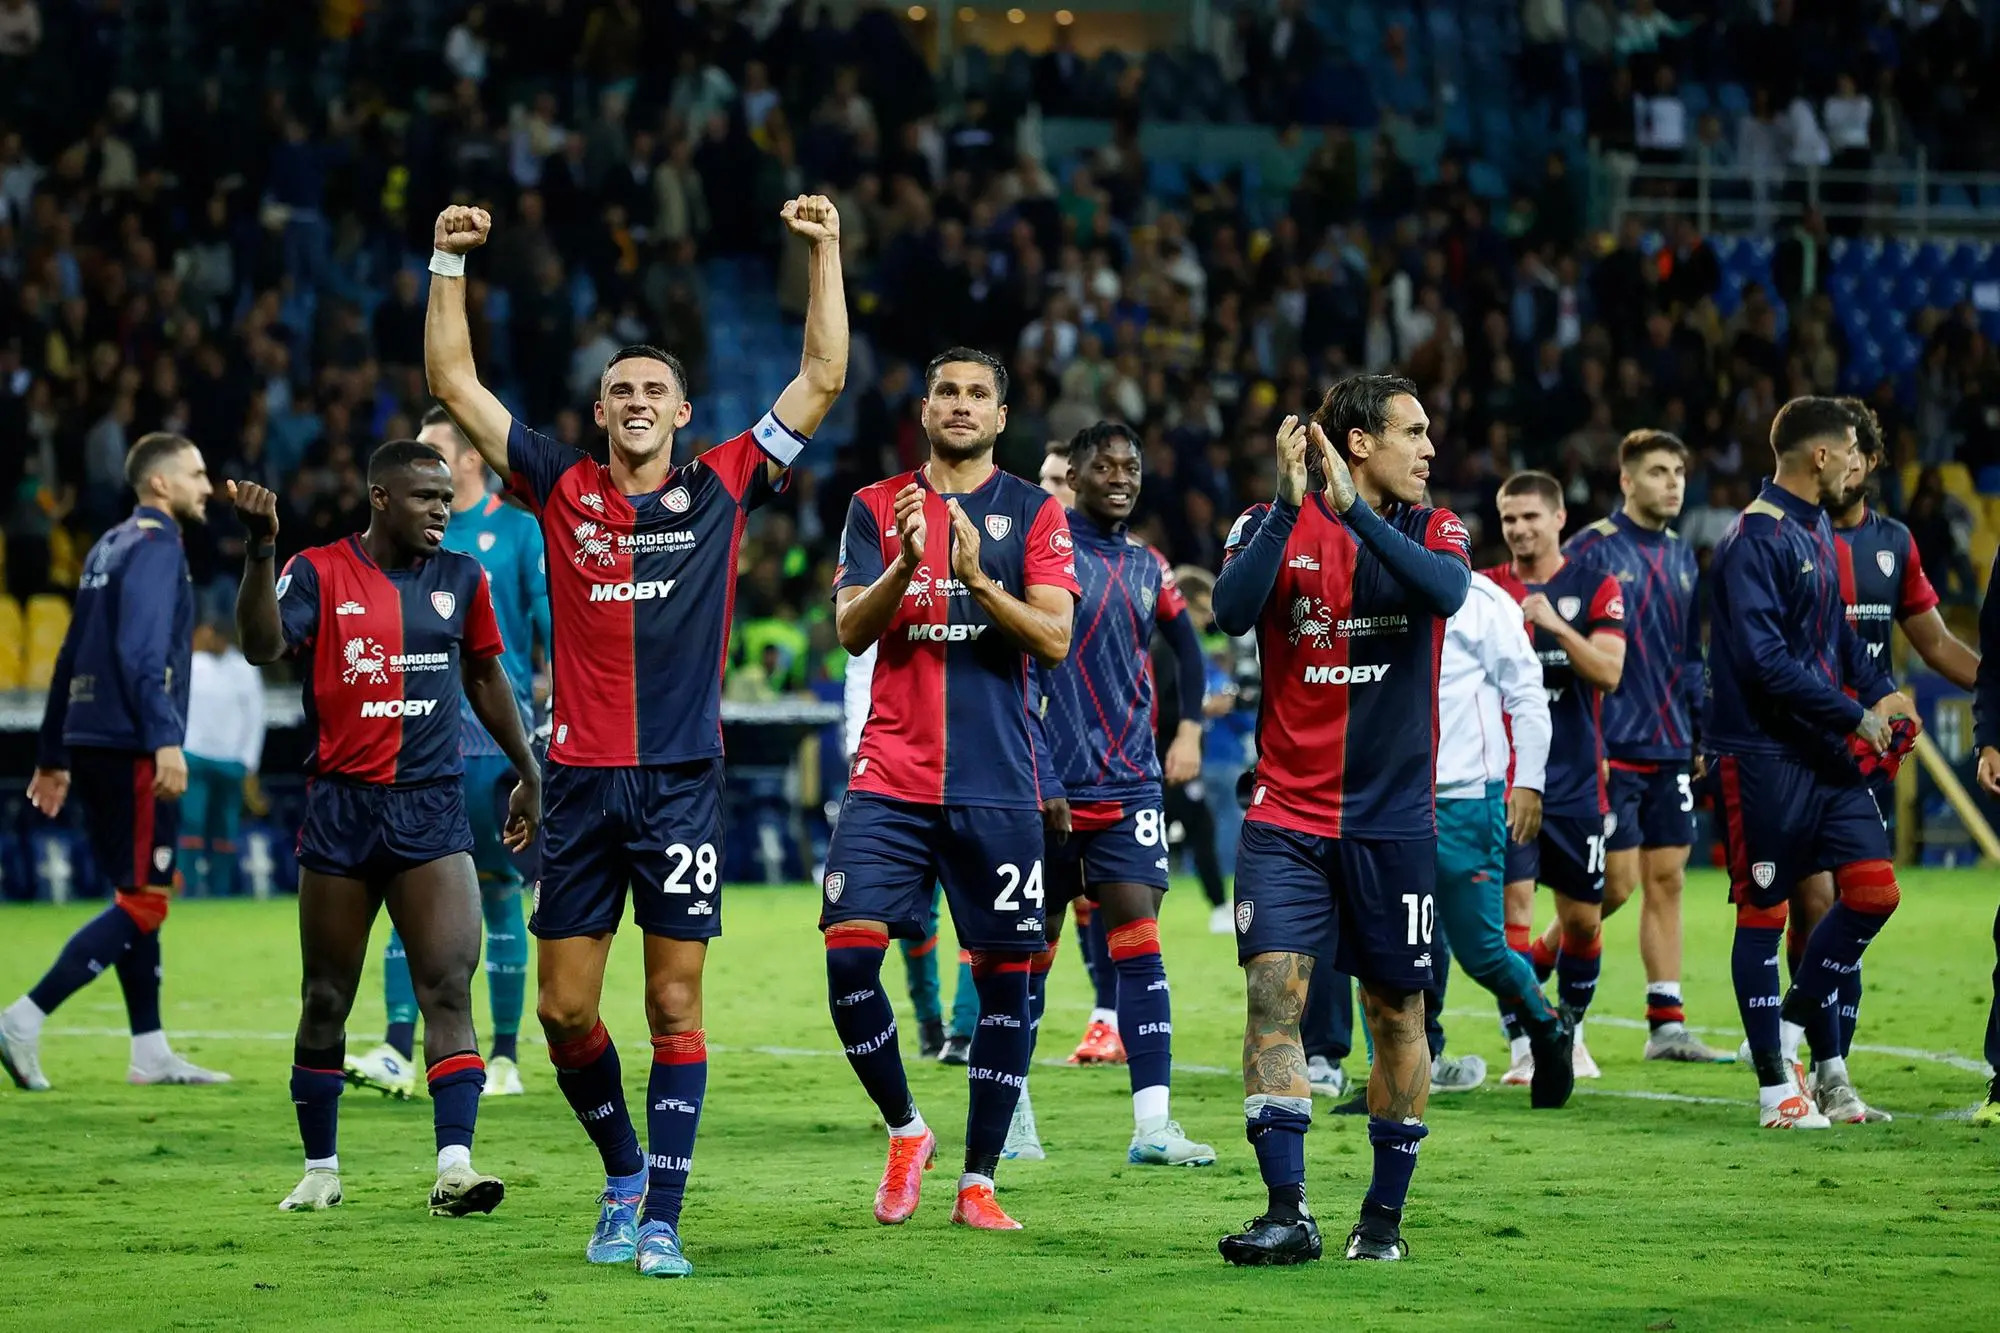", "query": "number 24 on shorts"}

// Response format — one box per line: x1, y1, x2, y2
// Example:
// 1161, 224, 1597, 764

994, 862, 1044, 911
